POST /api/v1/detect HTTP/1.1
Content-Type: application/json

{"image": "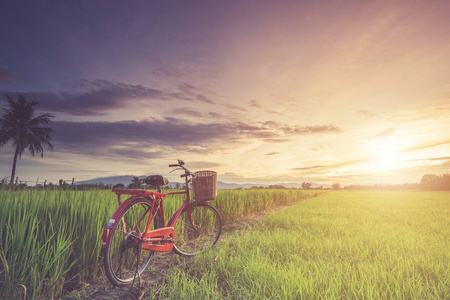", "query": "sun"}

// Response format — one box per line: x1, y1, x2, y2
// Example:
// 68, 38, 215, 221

376, 147, 401, 170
